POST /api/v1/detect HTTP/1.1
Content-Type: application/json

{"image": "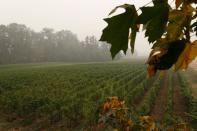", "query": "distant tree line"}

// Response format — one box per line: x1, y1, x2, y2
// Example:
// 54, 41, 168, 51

0, 23, 121, 64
